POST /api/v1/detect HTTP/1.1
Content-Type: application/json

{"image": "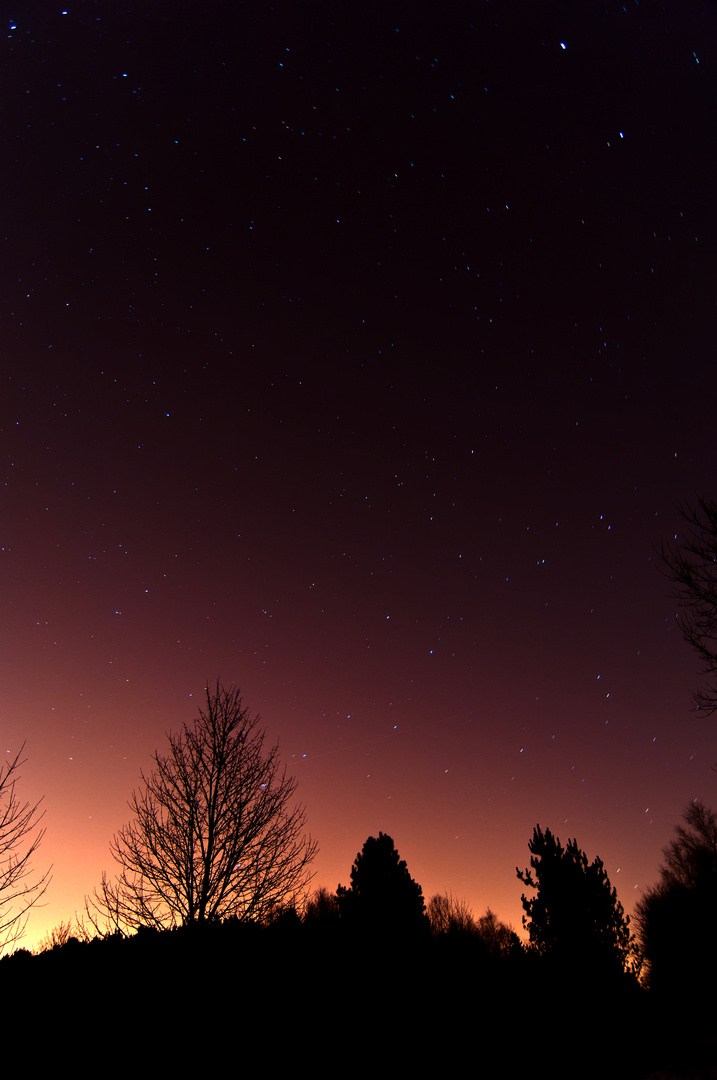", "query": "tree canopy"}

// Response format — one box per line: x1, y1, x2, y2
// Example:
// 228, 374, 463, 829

90, 682, 317, 932
659, 496, 717, 714
427, 891, 476, 937
658, 800, 717, 888
517, 825, 636, 977
338, 832, 428, 936
635, 801, 717, 996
